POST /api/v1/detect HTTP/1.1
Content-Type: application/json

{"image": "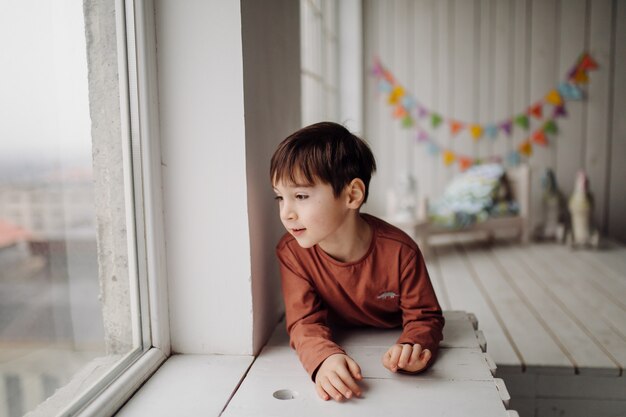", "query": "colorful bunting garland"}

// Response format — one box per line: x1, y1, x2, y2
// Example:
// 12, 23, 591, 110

371, 52, 598, 171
